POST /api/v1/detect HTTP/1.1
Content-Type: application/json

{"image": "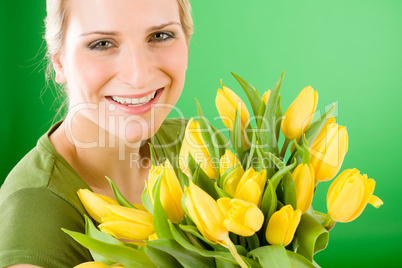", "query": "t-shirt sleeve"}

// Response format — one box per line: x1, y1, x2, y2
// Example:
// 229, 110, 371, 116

0, 187, 93, 267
